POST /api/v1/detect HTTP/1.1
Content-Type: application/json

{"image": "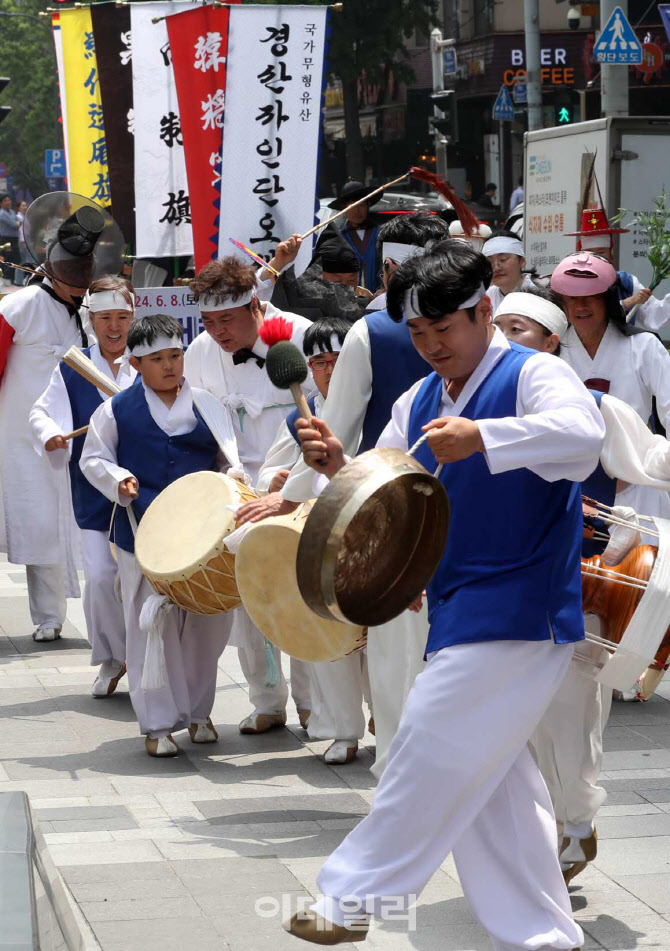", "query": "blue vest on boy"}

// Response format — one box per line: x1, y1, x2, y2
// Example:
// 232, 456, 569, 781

582, 390, 616, 558
60, 349, 112, 532
407, 343, 584, 655
111, 379, 219, 554
359, 310, 430, 454
286, 395, 317, 445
